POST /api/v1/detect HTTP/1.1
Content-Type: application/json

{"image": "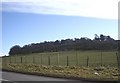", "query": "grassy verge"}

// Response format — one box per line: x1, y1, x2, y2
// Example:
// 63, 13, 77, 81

2, 64, 119, 82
